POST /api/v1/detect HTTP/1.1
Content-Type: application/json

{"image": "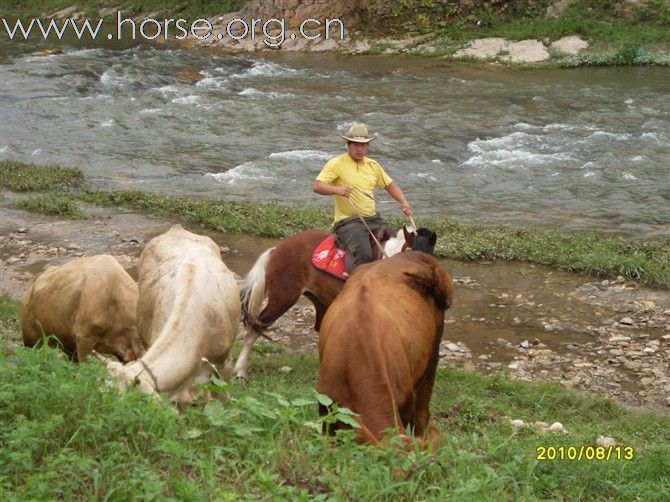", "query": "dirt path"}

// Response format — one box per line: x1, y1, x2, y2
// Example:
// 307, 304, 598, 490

2, 197, 669, 411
